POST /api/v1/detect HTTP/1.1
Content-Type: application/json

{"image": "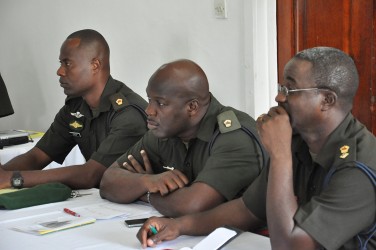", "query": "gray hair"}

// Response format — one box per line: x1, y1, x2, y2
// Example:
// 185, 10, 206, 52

294, 47, 359, 106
